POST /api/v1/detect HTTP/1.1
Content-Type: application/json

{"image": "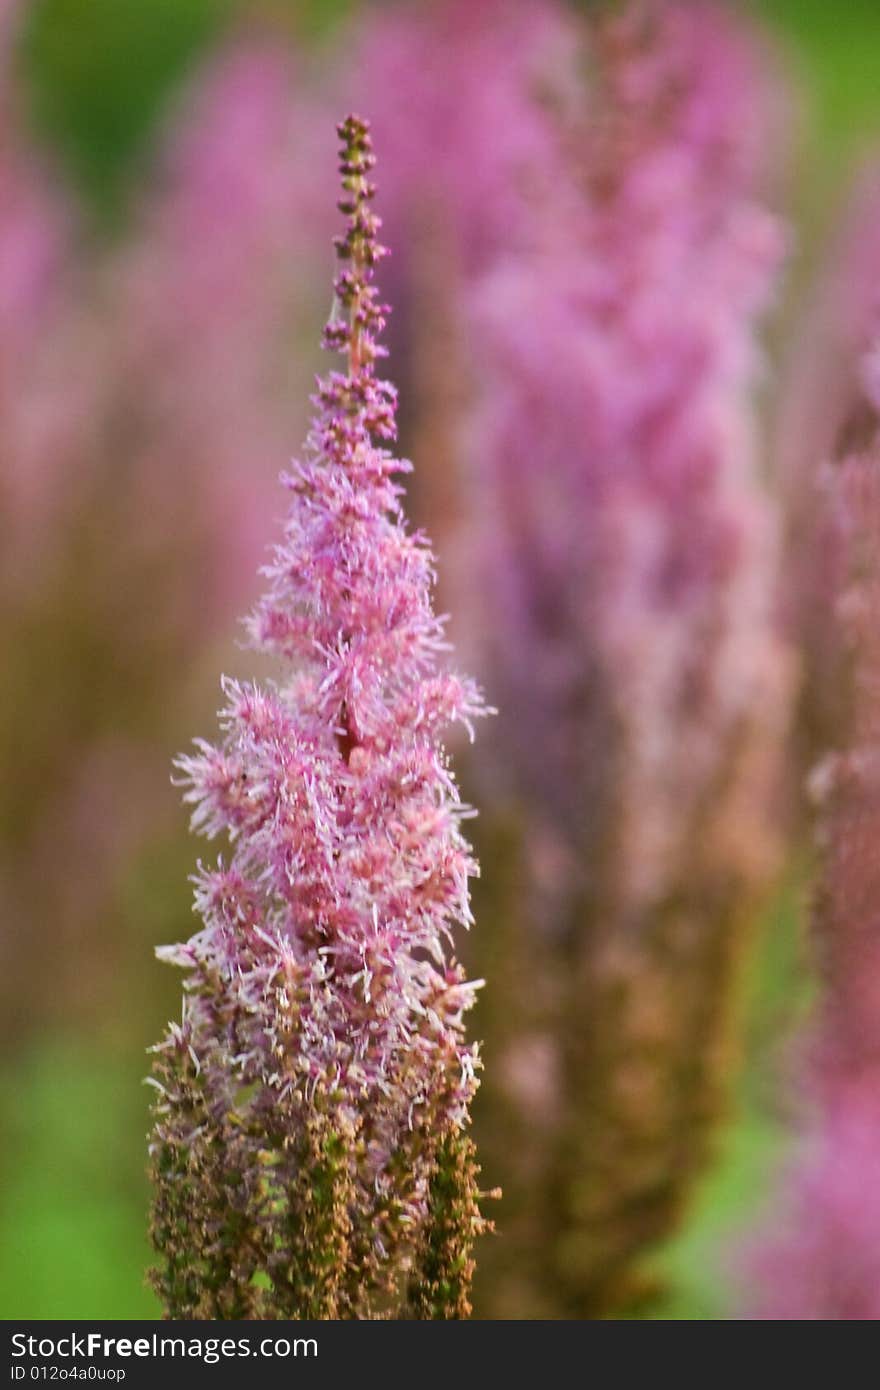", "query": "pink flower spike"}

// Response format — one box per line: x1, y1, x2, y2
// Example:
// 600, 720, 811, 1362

148, 116, 491, 1321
